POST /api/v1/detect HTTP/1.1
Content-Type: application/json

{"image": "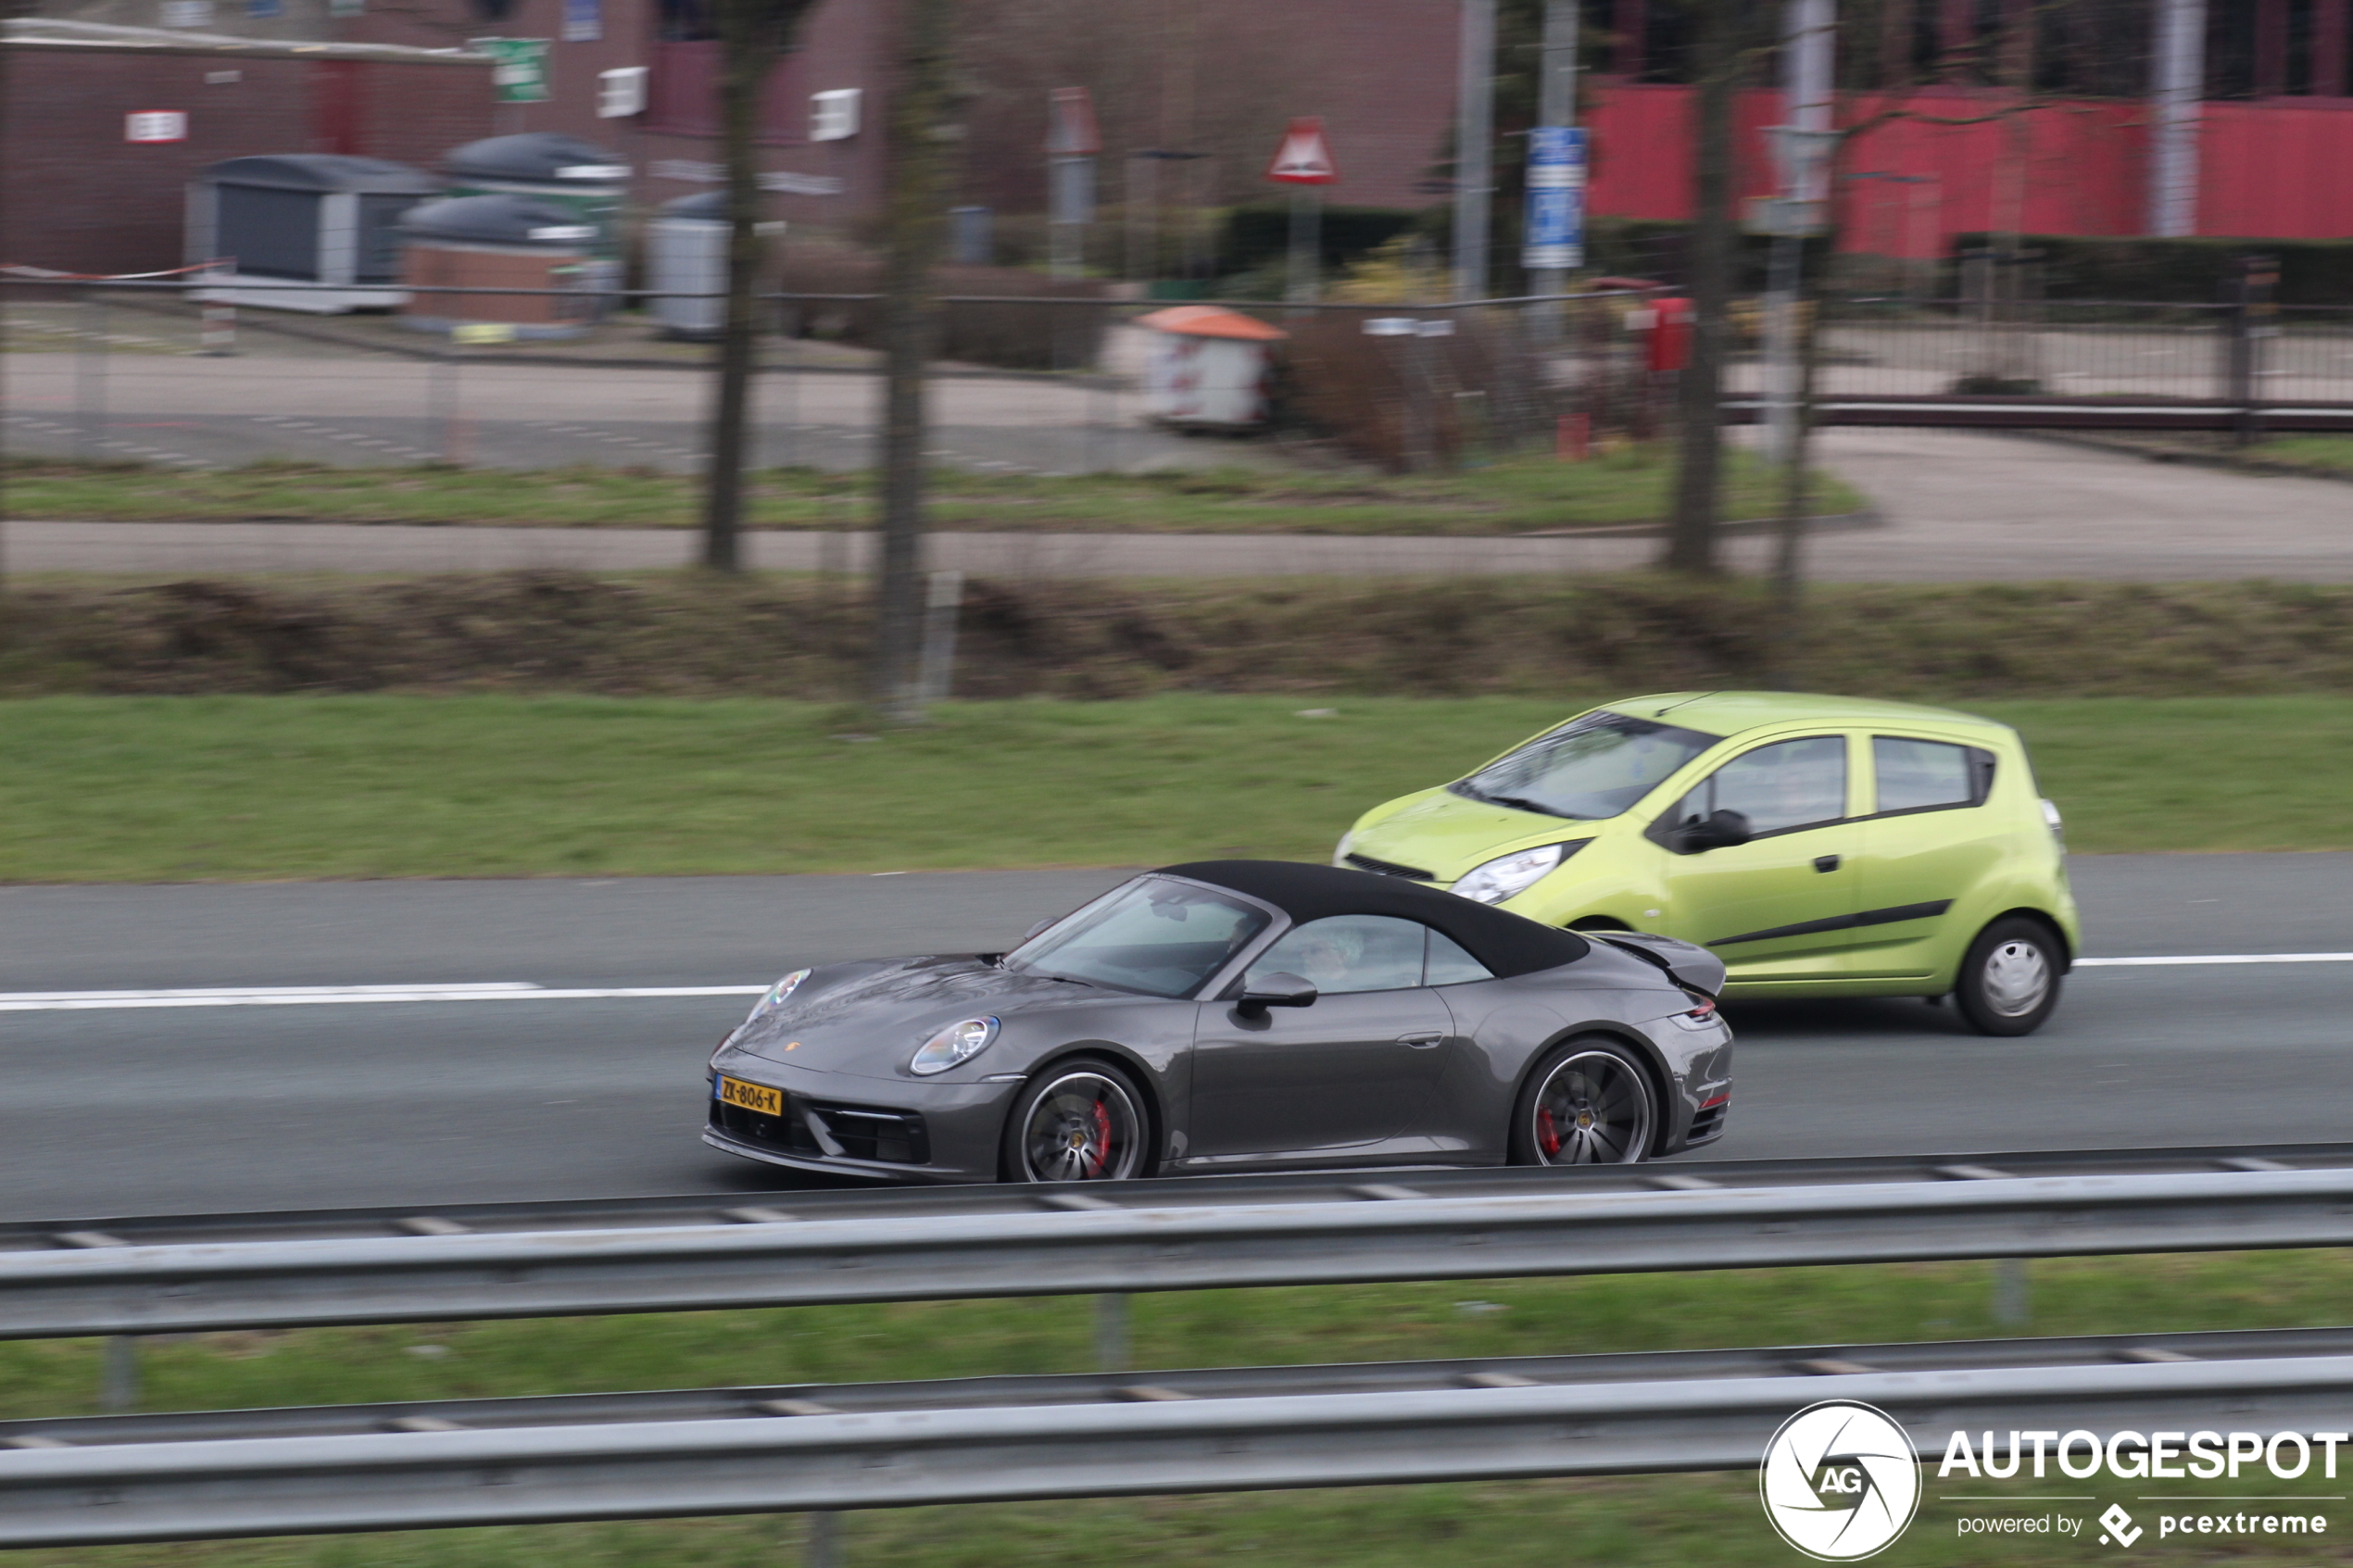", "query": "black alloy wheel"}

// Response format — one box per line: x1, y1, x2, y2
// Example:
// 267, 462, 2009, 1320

1511, 1036, 1655, 1166
1004, 1059, 1150, 1183
1954, 916, 2064, 1037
